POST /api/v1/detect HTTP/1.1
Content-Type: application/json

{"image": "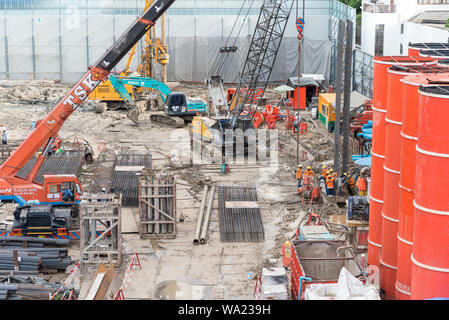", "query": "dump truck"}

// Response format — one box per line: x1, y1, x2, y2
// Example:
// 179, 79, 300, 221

288, 240, 366, 300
